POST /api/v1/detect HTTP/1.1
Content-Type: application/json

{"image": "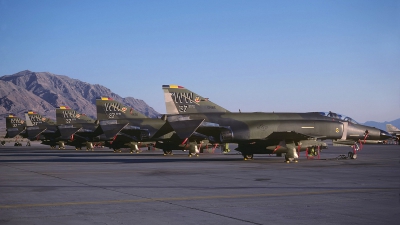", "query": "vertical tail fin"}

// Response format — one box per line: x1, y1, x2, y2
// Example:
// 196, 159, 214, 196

386, 124, 400, 132
96, 97, 148, 120
25, 111, 56, 127
162, 85, 229, 114
56, 106, 95, 125
5, 114, 26, 138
